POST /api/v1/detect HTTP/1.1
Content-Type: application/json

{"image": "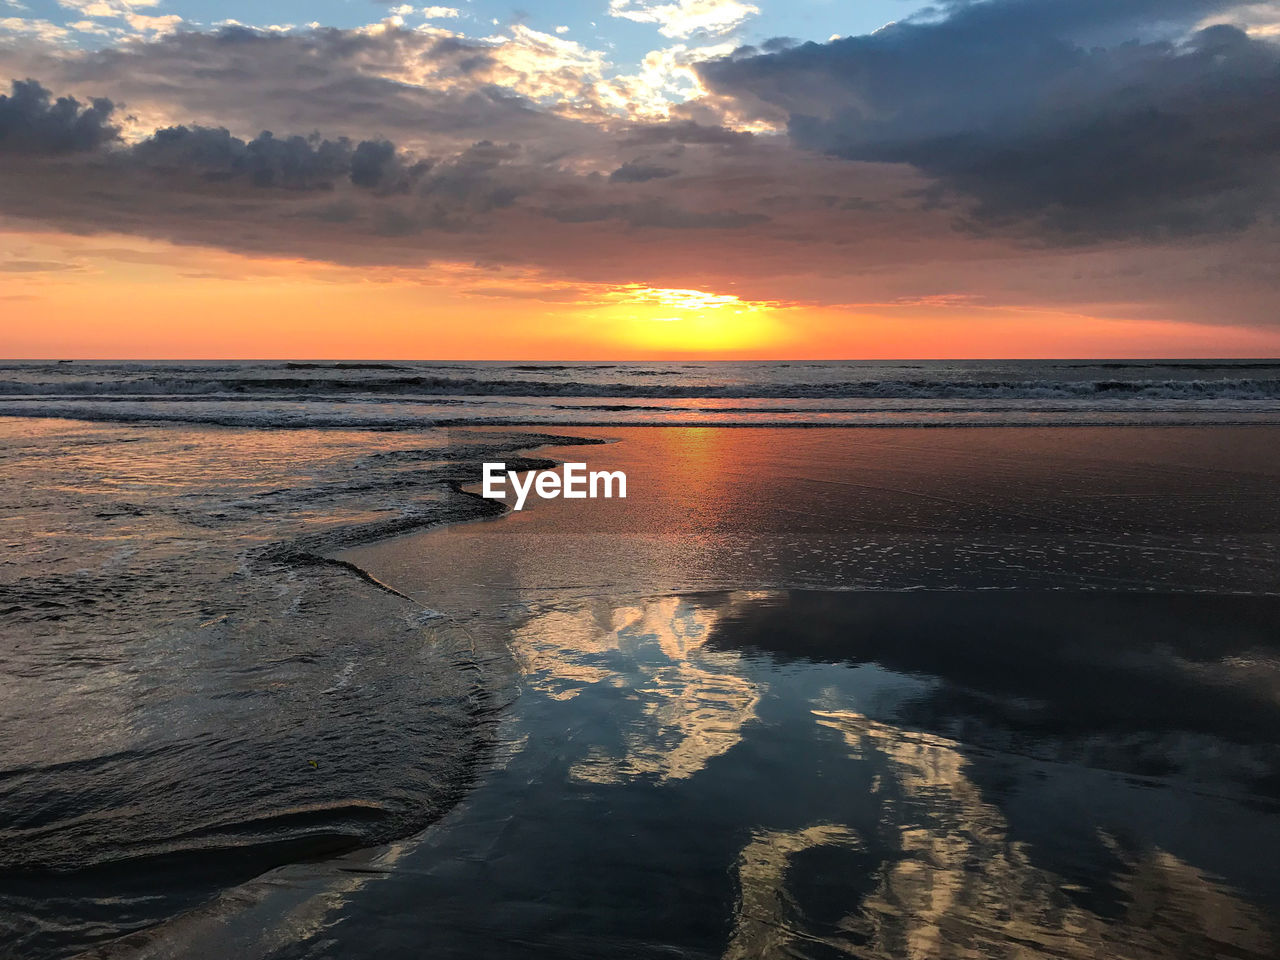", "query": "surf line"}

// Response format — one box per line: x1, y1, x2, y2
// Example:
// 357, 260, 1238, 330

481, 462, 626, 511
